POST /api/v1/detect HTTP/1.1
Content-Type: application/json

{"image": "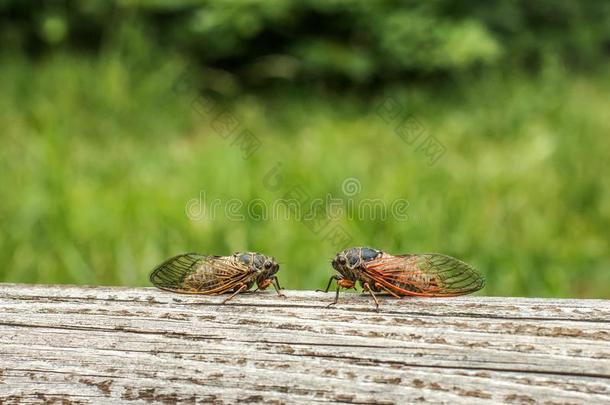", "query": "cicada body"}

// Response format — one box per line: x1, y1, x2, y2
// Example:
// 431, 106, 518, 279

321, 247, 485, 309
150, 252, 284, 303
